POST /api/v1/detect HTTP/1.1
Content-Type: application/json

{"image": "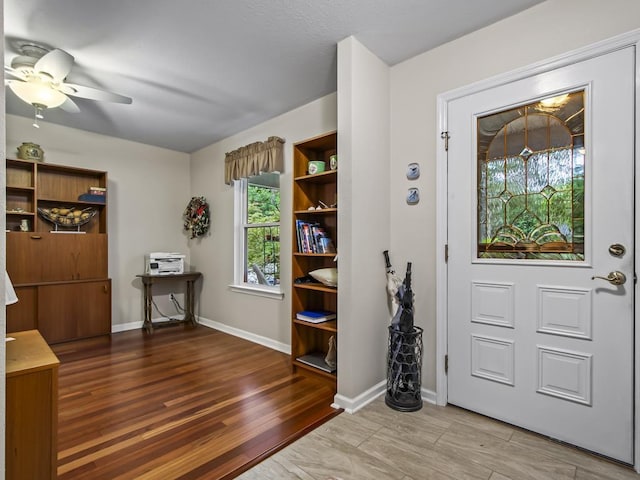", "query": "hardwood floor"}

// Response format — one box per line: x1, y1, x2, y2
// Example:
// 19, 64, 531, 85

240, 396, 640, 480
52, 326, 340, 479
